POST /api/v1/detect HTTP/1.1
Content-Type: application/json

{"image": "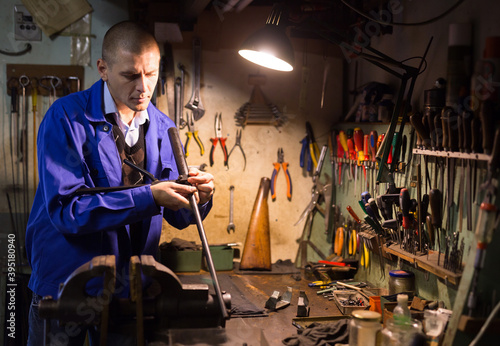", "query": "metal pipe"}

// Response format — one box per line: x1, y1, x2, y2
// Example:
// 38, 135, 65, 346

167, 127, 229, 324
